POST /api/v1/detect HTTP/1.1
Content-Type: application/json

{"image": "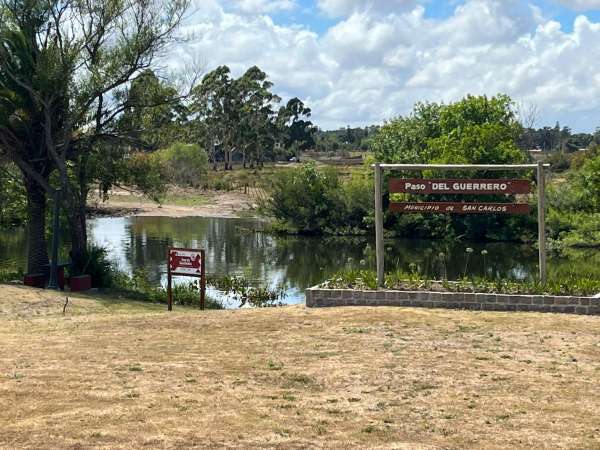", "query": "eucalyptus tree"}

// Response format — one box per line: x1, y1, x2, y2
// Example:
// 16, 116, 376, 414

119, 69, 189, 151
191, 66, 316, 170
0, 0, 190, 272
277, 98, 316, 161
191, 66, 235, 170
236, 66, 280, 168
